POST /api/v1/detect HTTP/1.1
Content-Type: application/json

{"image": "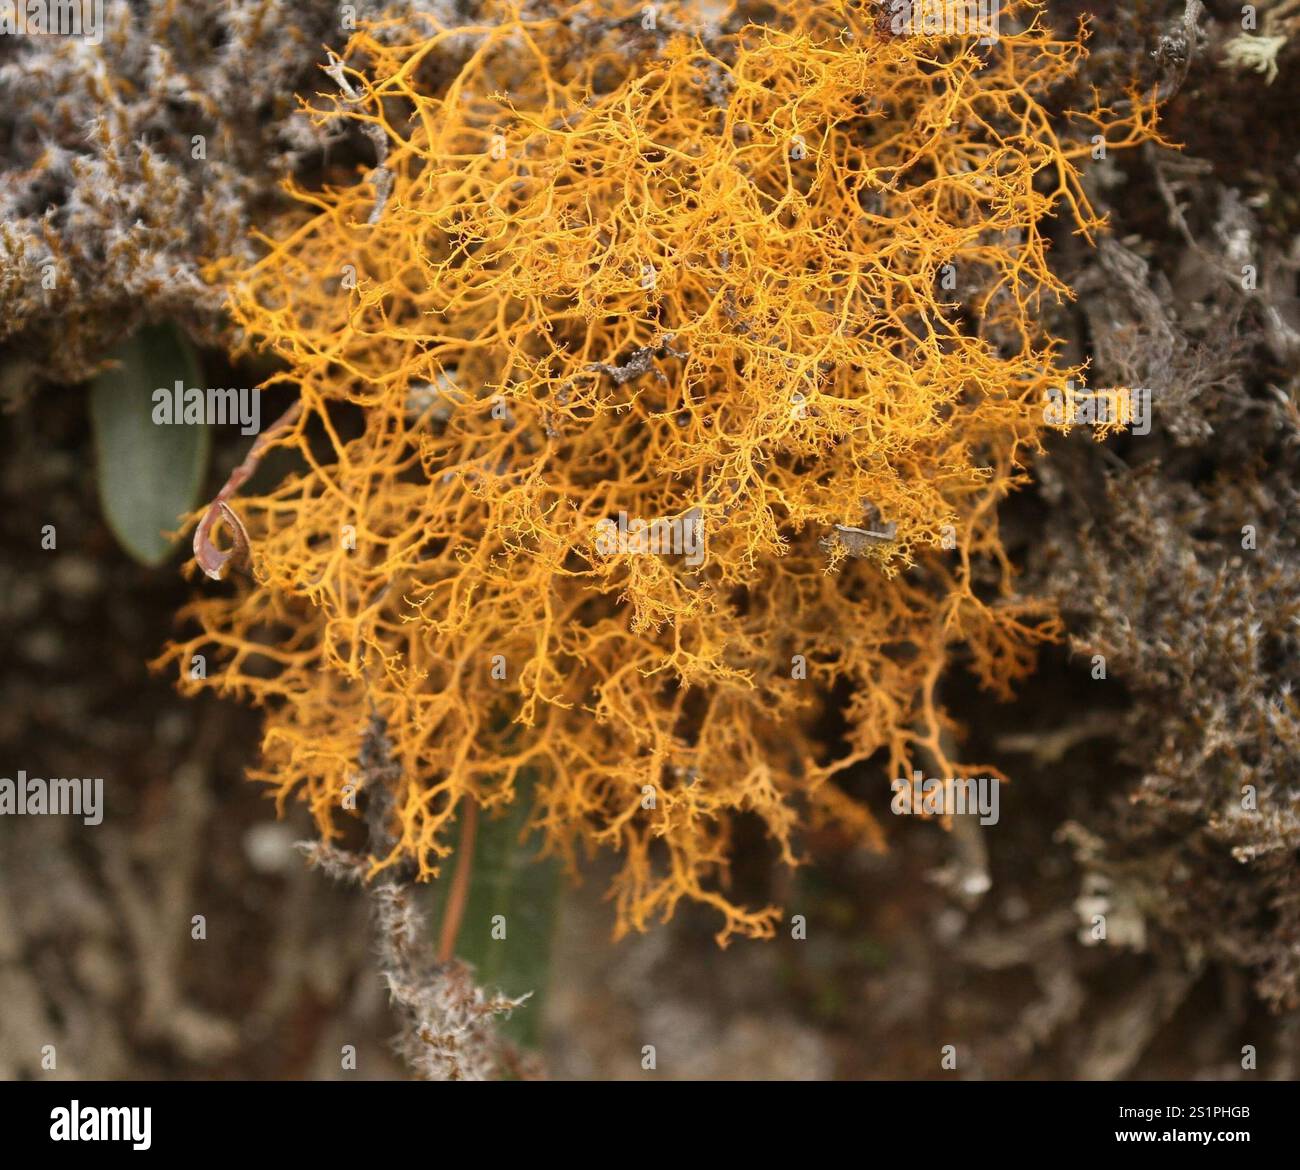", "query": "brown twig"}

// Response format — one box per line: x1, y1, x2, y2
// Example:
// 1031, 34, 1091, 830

437, 799, 478, 963
193, 399, 302, 580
